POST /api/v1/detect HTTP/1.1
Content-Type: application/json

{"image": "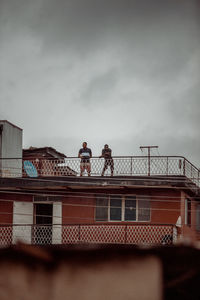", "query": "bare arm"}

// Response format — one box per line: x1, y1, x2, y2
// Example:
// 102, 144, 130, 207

99, 149, 104, 158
